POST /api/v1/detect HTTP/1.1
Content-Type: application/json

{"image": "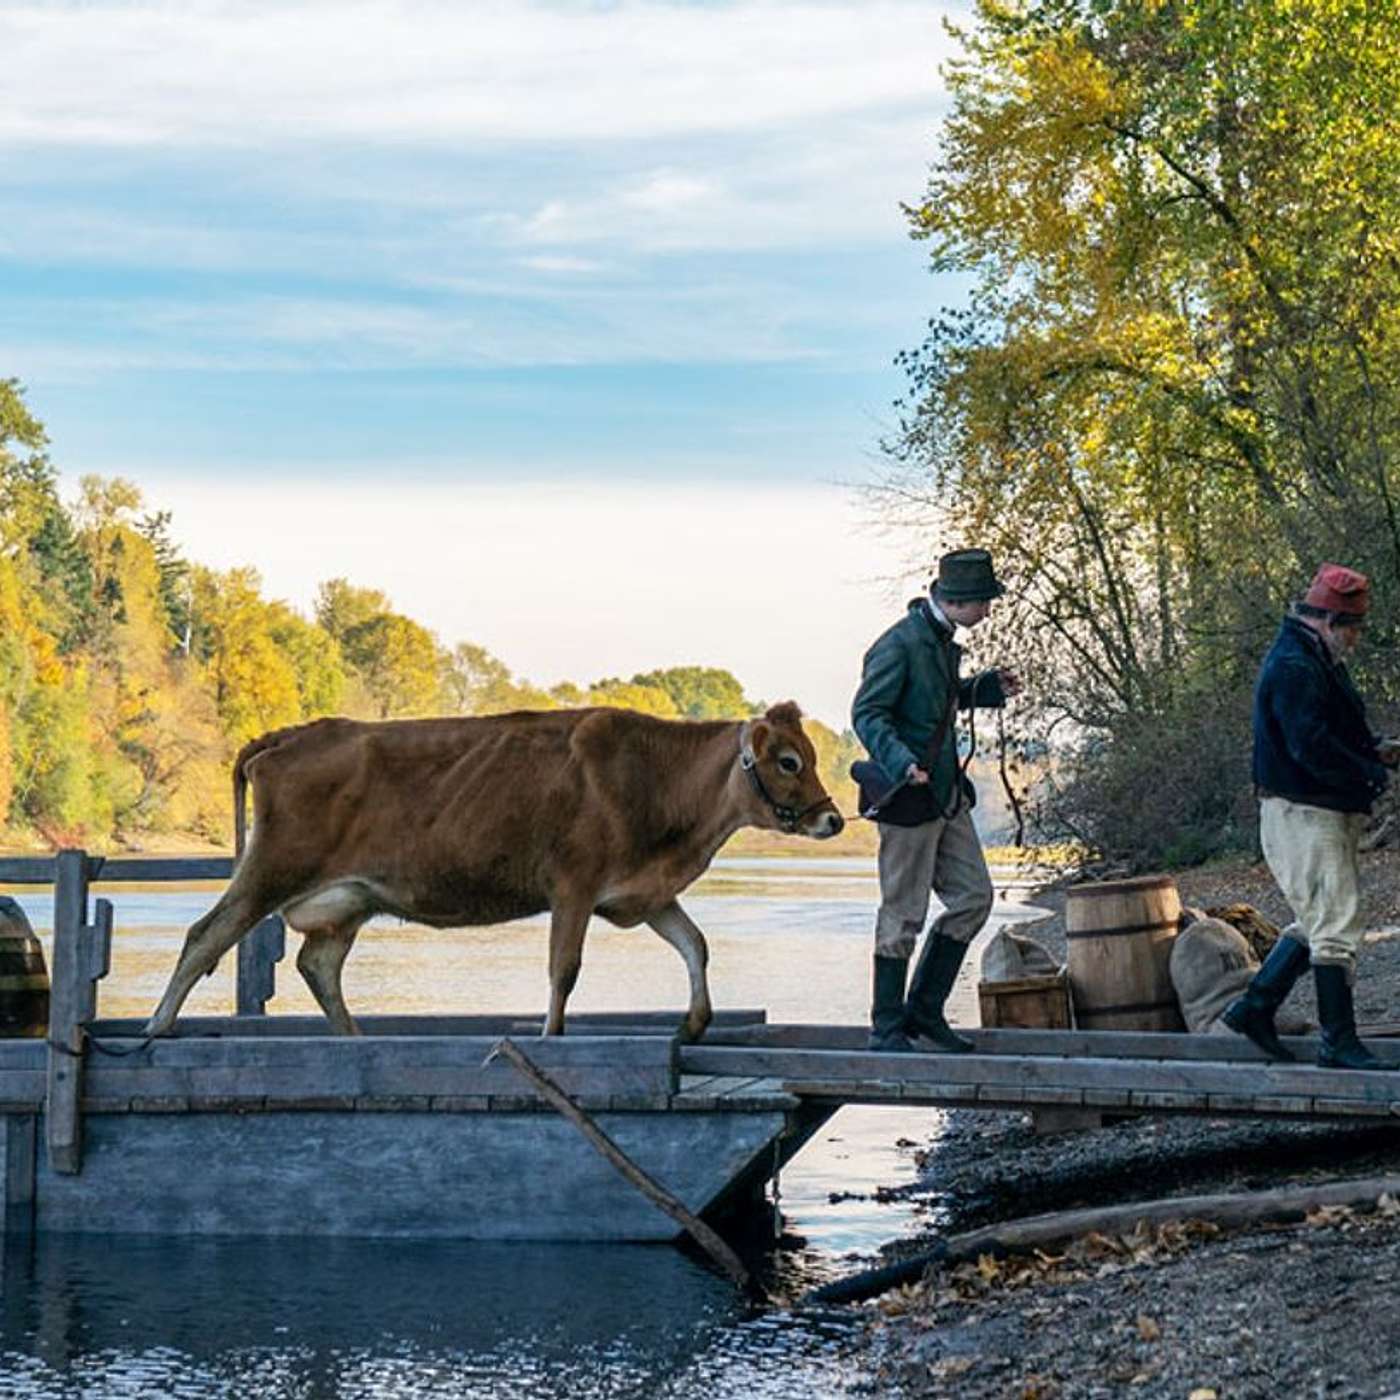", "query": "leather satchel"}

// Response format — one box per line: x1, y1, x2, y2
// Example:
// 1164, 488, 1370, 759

850, 682, 960, 828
